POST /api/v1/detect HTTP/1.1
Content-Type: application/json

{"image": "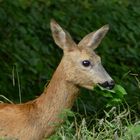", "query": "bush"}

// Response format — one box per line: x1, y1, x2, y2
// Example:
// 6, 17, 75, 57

0, 0, 139, 114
